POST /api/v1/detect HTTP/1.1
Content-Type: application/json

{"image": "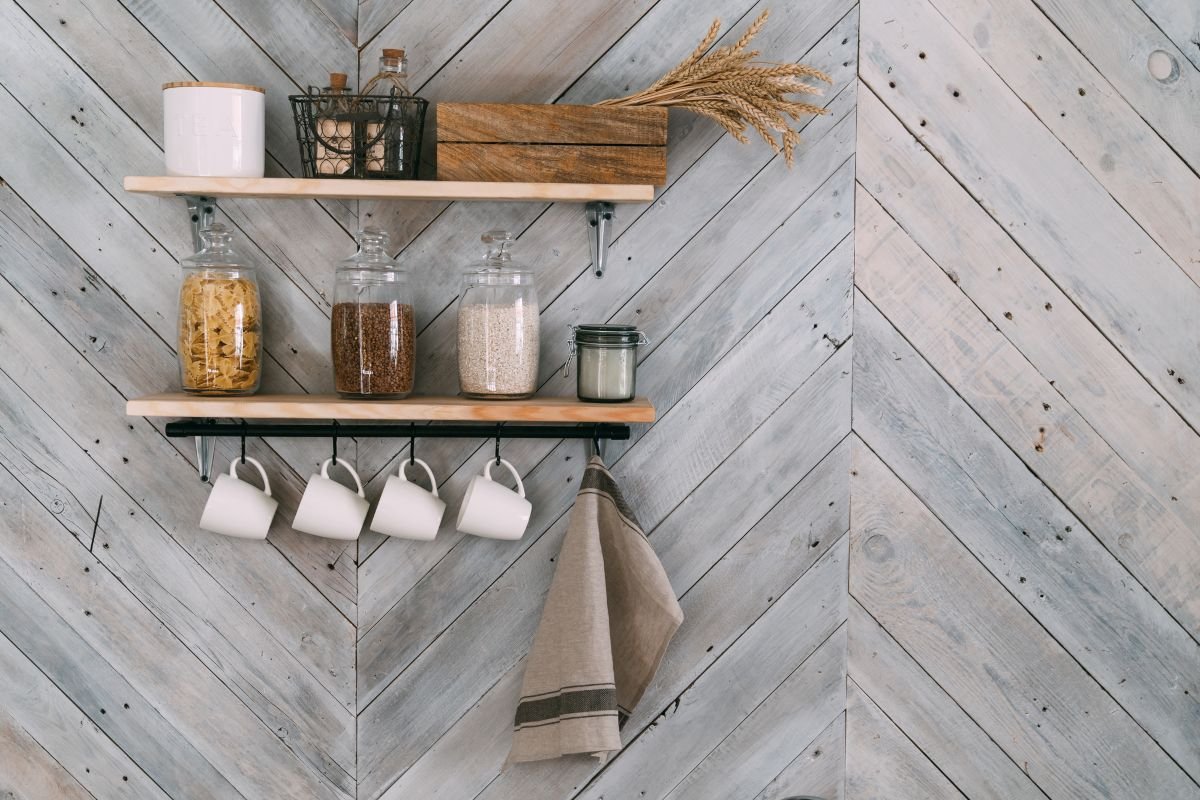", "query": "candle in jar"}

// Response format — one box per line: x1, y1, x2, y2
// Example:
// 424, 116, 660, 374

577, 345, 636, 401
